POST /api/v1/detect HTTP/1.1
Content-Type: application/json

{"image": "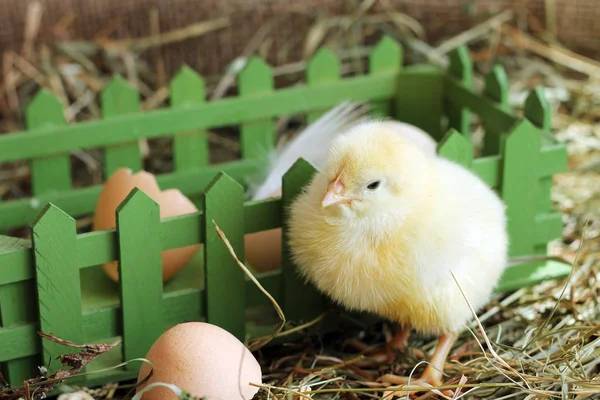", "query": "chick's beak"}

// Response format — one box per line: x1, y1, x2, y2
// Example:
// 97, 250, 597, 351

321, 178, 352, 208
